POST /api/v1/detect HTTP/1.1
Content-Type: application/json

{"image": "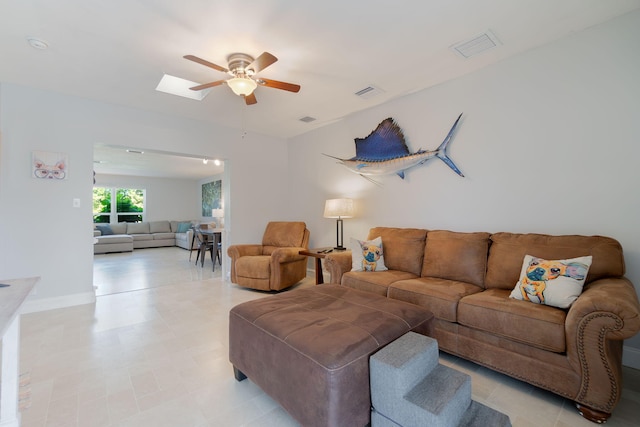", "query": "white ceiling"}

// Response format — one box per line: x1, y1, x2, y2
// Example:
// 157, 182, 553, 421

93, 145, 224, 180
2, 0, 639, 178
